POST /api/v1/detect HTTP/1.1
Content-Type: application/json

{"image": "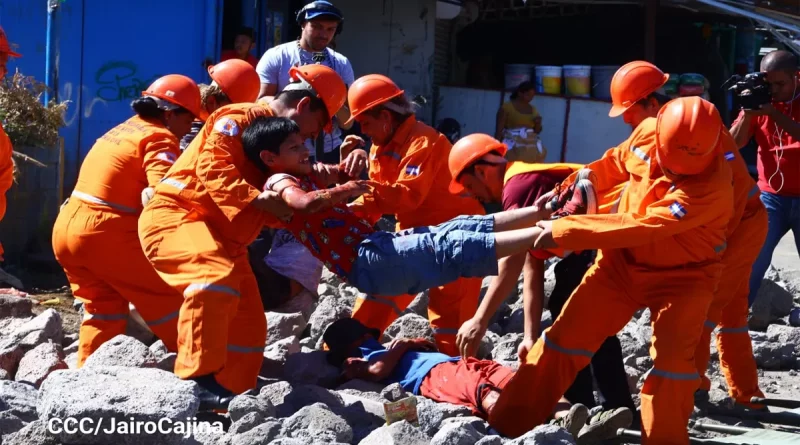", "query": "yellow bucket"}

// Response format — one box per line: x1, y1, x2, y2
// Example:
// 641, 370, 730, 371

535, 66, 562, 95
564, 65, 591, 97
